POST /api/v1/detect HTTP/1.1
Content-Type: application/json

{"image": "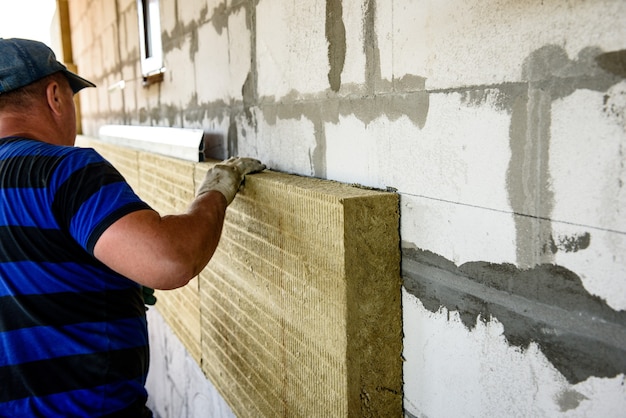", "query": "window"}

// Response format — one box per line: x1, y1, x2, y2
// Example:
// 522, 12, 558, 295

137, 0, 164, 85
